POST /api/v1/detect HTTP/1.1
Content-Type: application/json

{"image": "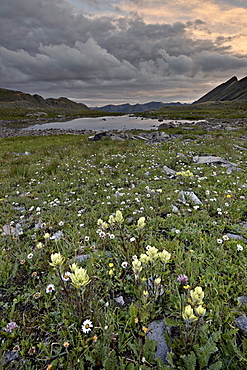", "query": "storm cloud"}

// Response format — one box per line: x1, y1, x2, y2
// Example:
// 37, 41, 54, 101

1, 0, 247, 105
